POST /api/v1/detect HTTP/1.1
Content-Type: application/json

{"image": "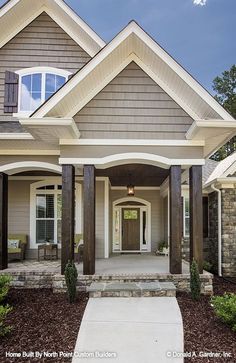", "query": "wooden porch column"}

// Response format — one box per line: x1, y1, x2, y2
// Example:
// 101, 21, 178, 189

169, 166, 182, 274
190, 166, 203, 273
61, 165, 75, 274
83, 165, 95, 275
0, 173, 8, 270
